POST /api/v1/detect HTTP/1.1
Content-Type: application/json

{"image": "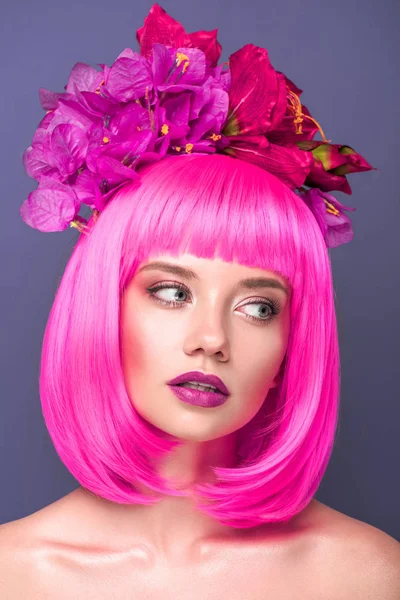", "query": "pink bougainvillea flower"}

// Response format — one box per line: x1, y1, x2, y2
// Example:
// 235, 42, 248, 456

20, 177, 81, 232
299, 188, 356, 248
40, 62, 113, 118
23, 121, 90, 182
105, 49, 153, 103
86, 130, 155, 185
136, 3, 222, 67
72, 169, 107, 211
152, 44, 207, 88
23, 137, 61, 183
46, 123, 89, 179
65, 61, 106, 96
148, 42, 229, 150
